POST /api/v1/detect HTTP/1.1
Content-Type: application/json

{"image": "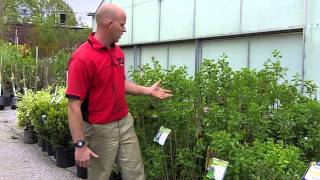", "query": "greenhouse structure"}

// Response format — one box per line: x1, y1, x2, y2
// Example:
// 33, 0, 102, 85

91, 0, 320, 96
